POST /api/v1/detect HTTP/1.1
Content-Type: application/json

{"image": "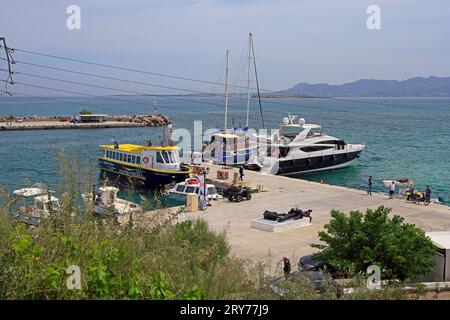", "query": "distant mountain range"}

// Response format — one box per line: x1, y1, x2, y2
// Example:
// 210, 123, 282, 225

269, 76, 450, 97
